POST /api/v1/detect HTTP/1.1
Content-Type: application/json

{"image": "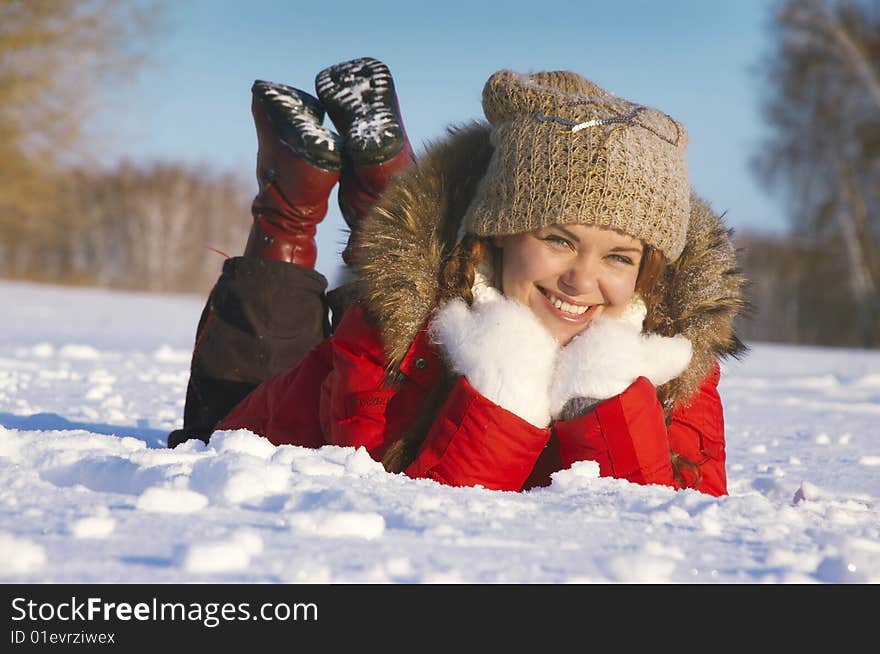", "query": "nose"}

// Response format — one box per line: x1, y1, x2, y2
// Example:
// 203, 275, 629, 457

558, 253, 599, 296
